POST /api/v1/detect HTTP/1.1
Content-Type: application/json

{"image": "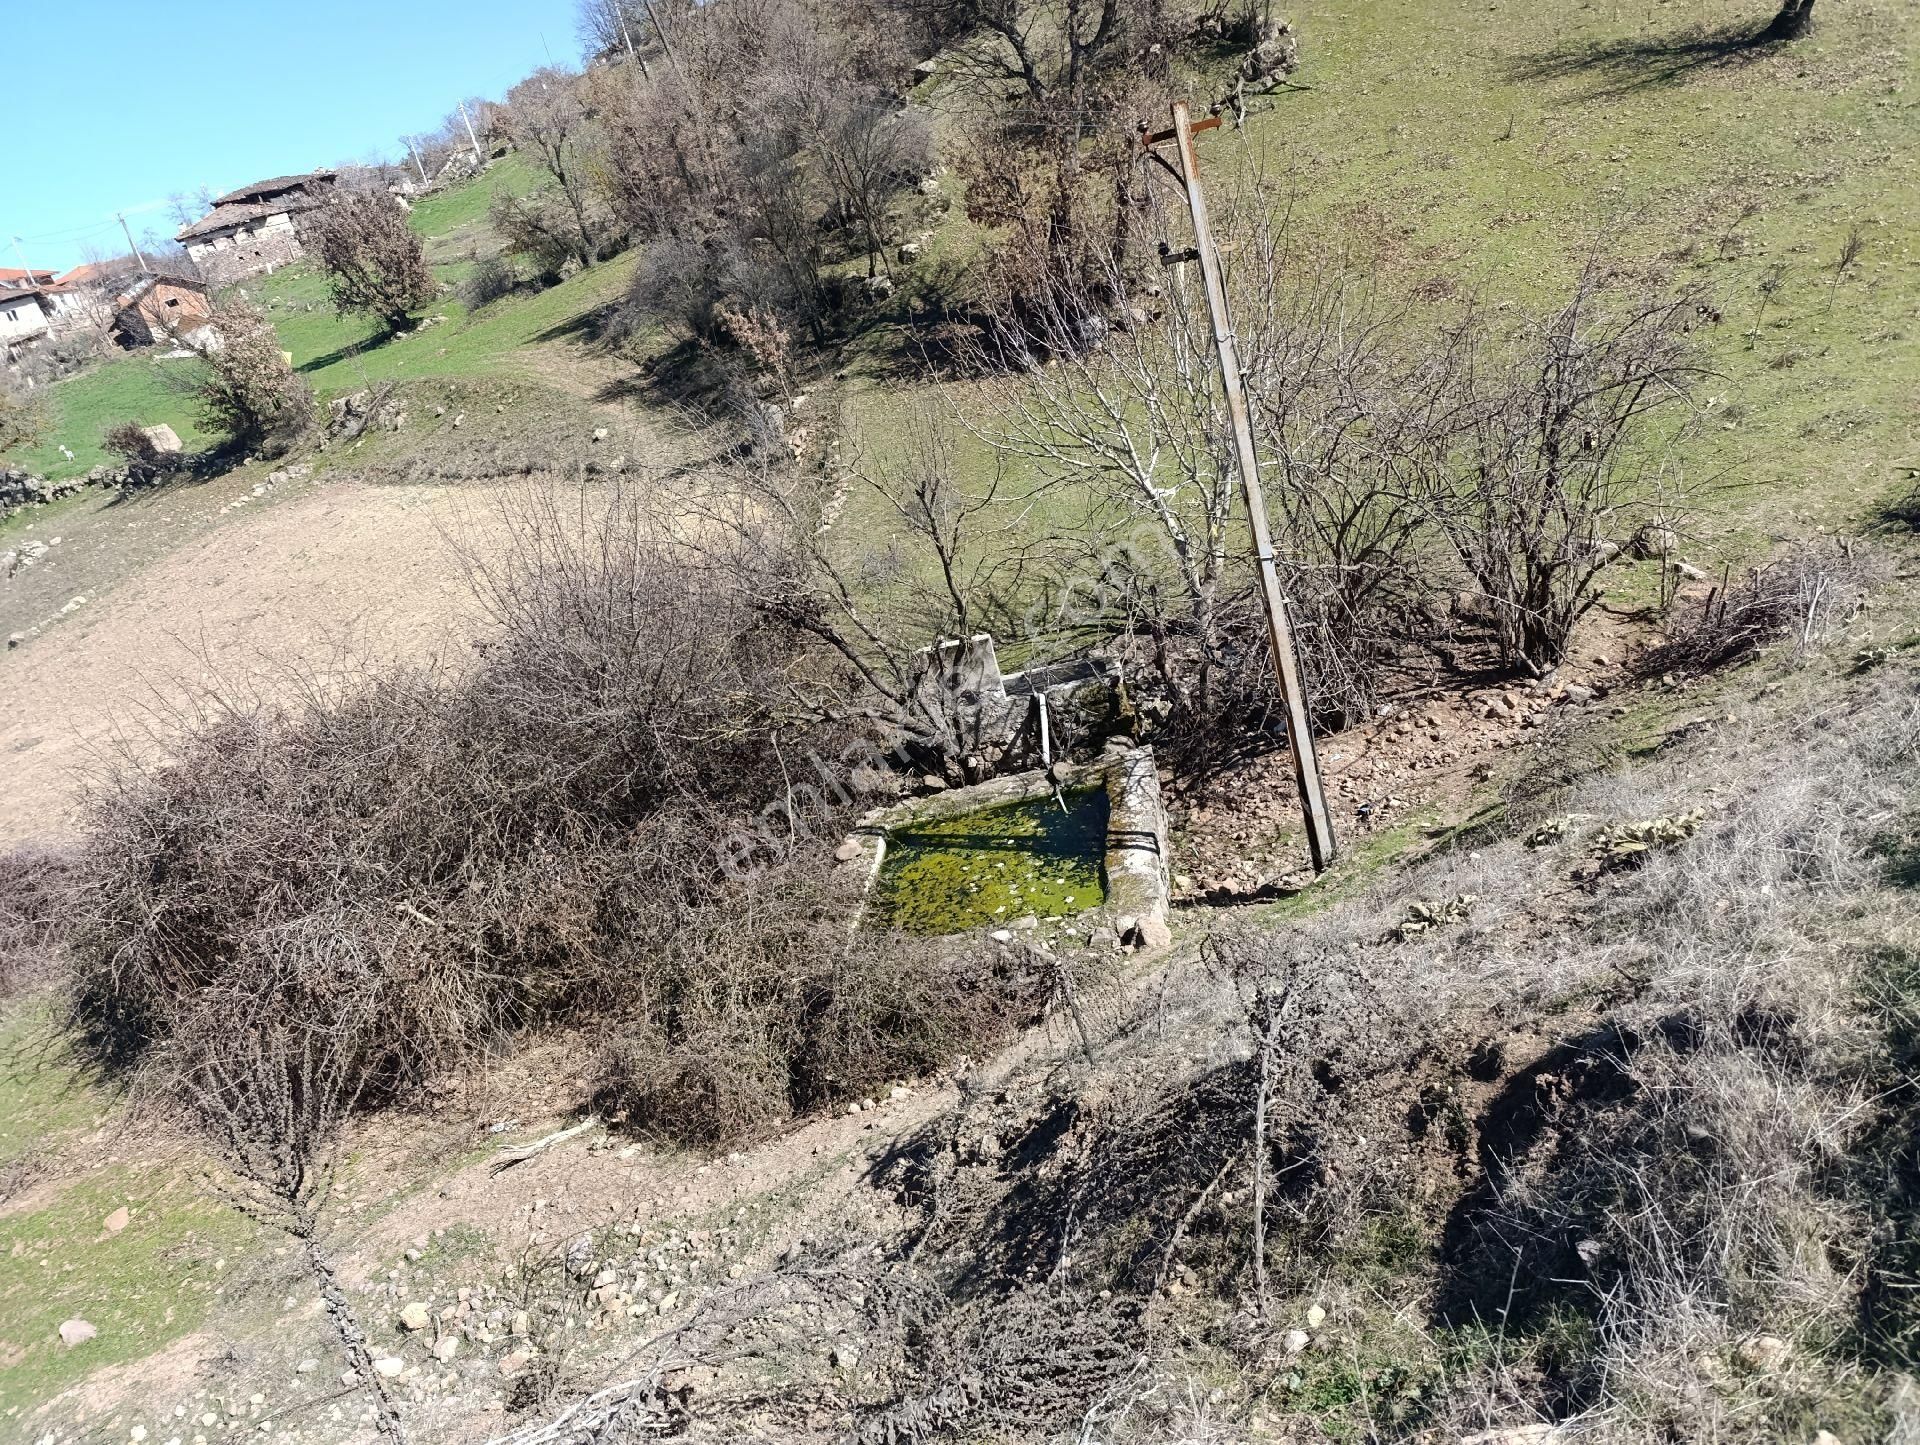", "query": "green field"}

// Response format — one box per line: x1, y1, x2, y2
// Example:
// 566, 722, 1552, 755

4, 152, 613, 482
843, 0, 1920, 567
9, 357, 210, 479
